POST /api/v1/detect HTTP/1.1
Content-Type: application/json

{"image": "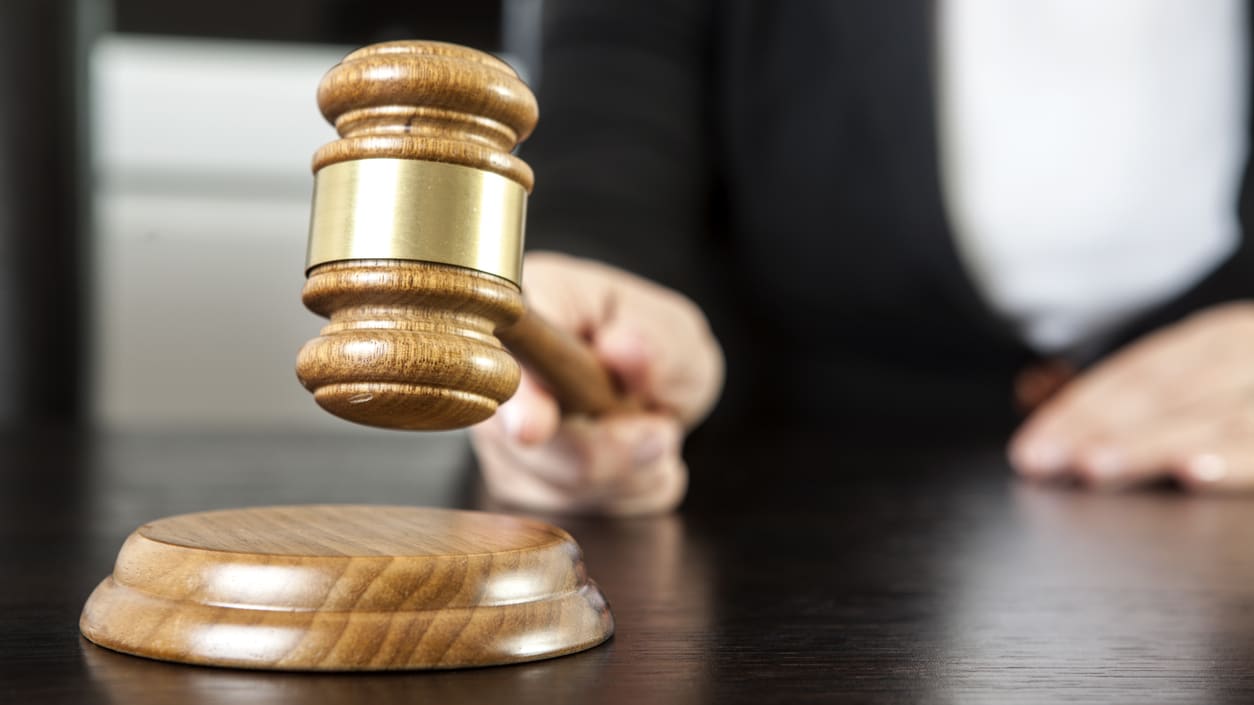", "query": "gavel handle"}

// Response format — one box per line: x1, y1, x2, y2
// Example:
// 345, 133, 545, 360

496, 309, 633, 416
